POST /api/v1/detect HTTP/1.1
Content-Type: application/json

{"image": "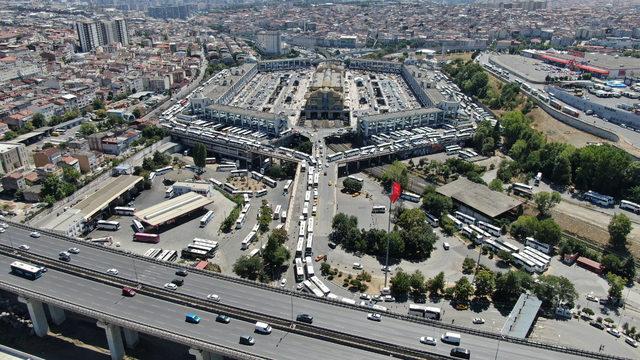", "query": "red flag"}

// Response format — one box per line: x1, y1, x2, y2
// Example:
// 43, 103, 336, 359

390, 182, 402, 203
